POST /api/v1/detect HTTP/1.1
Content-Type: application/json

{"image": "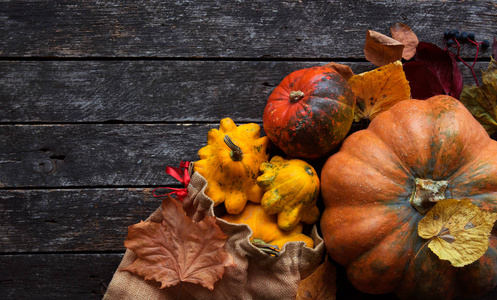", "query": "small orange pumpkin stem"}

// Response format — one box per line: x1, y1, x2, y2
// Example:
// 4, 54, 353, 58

224, 135, 244, 161
289, 90, 305, 103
